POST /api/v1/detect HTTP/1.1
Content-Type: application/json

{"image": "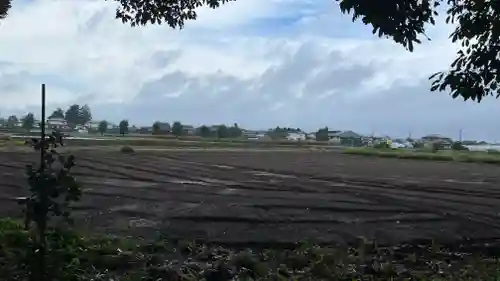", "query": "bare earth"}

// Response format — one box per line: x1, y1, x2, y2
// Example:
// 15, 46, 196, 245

2, 150, 500, 247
